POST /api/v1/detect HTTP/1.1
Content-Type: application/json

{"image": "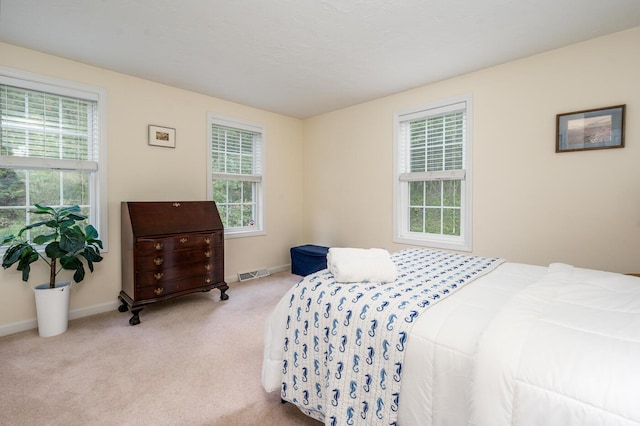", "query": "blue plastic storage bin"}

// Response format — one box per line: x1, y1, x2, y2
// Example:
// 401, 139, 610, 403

290, 244, 329, 276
